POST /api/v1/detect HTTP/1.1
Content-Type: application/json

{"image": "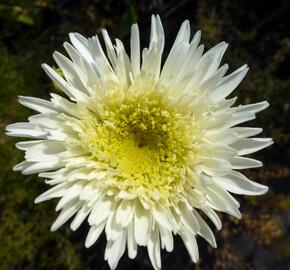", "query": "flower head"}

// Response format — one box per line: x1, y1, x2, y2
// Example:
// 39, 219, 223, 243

6, 15, 273, 269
